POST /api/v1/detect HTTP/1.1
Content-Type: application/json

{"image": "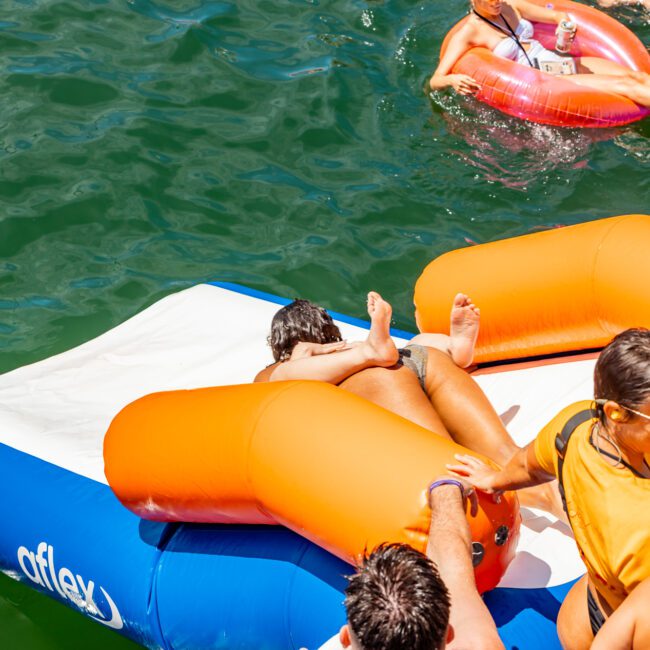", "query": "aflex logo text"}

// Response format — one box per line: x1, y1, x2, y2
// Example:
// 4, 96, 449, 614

17, 541, 123, 629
